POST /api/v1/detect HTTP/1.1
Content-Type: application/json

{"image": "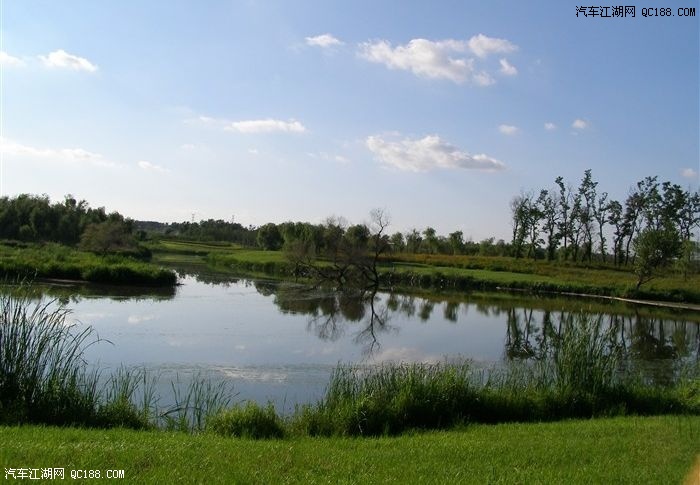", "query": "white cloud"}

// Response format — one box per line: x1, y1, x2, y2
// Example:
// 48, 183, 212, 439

366, 134, 505, 172
0, 51, 24, 67
499, 58, 517, 76
572, 119, 588, 130
472, 71, 495, 86
681, 168, 698, 179
248, 148, 260, 155
467, 34, 518, 58
306, 34, 343, 48
309, 151, 350, 164
225, 118, 306, 134
358, 35, 517, 85
1, 137, 116, 167
360, 38, 472, 83
544, 122, 557, 131
180, 143, 196, 150
138, 160, 169, 173
187, 116, 307, 134
39, 49, 98, 72
498, 124, 519, 135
